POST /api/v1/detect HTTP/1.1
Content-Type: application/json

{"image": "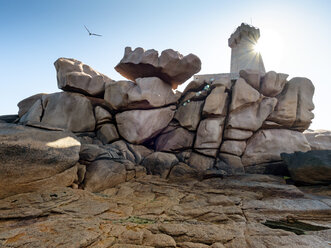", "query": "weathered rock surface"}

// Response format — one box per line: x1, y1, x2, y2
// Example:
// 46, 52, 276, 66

227, 97, 277, 131
104, 77, 180, 110
223, 128, 253, 140
0, 123, 80, 198
230, 78, 260, 112
242, 129, 311, 166
115, 47, 201, 88
95, 106, 112, 125
220, 140, 246, 156
83, 159, 127, 192
1, 175, 330, 247
97, 124, 119, 144
17, 93, 46, 117
304, 129, 331, 150
260, 71, 289, 97
268, 77, 314, 131
202, 86, 228, 116
194, 118, 225, 157
155, 127, 194, 152
116, 106, 175, 144
188, 152, 214, 171
55, 58, 112, 96
142, 152, 179, 178
239, 69, 261, 90
281, 150, 331, 185
175, 101, 203, 131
